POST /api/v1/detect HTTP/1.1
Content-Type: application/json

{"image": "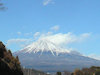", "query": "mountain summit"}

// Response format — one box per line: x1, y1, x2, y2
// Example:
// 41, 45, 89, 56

14, 39, 100, 73
17, 39, 71, 56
